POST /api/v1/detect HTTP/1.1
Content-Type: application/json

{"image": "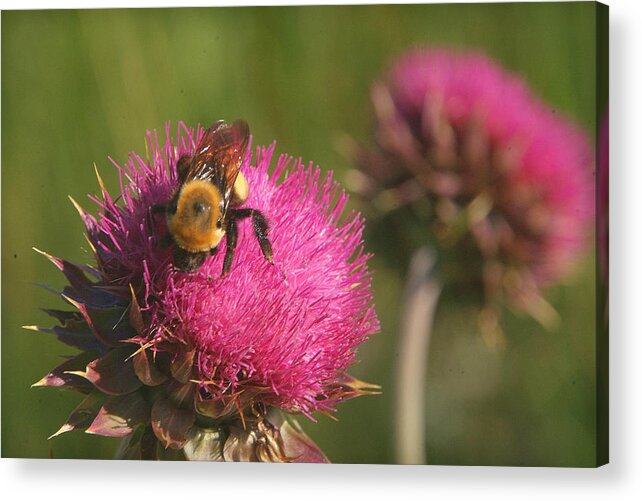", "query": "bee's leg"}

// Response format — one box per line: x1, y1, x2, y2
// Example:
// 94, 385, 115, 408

209, 246, 219, 256
145, 206, 155, 234
221, 217, 238, 277
176, 155, 192, 183
158, 232, 173, 248
147, 204, 174, 249
232, 208, 274, 264
146, 204, 166, 235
